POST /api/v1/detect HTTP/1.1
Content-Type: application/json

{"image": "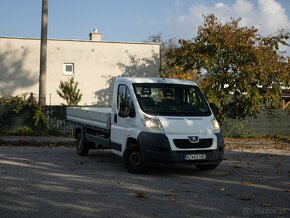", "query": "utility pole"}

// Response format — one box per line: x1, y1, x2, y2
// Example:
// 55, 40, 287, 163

39, 0, 48, 105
